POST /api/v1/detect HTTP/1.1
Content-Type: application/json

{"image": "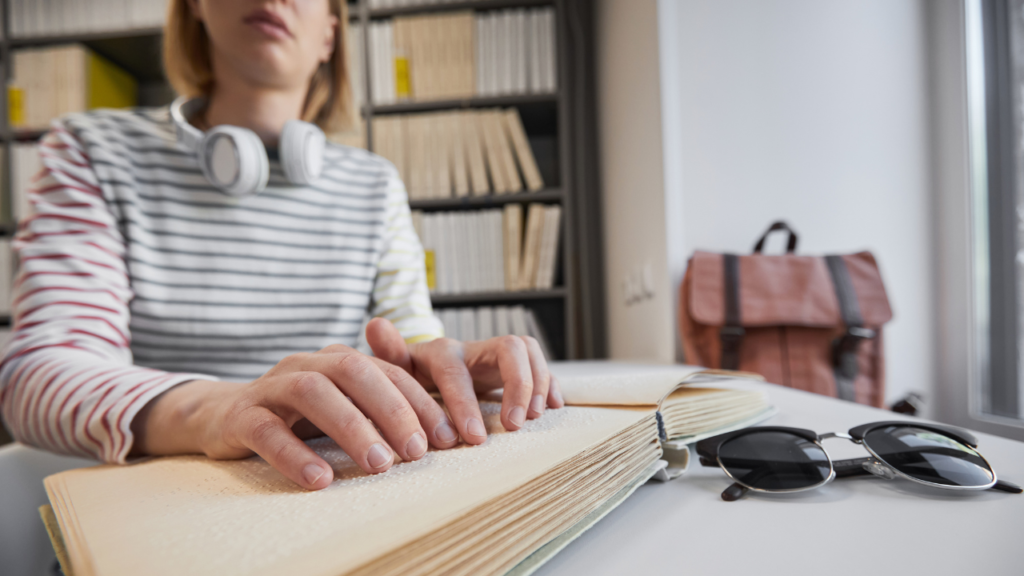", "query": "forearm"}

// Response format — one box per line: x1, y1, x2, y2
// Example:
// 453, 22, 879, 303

130, 379, 244, 457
